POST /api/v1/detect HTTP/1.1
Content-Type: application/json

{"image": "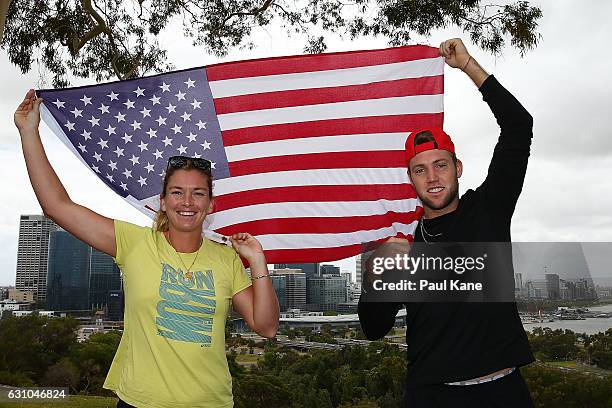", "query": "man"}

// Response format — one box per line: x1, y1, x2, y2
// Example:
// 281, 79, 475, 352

358, 38, 535, 407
